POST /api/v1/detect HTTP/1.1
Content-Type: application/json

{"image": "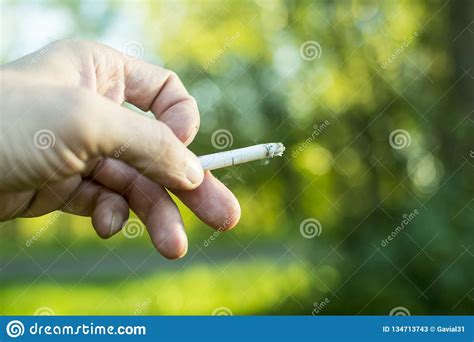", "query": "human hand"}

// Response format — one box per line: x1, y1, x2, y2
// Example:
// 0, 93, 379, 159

0, 40, 240, 258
